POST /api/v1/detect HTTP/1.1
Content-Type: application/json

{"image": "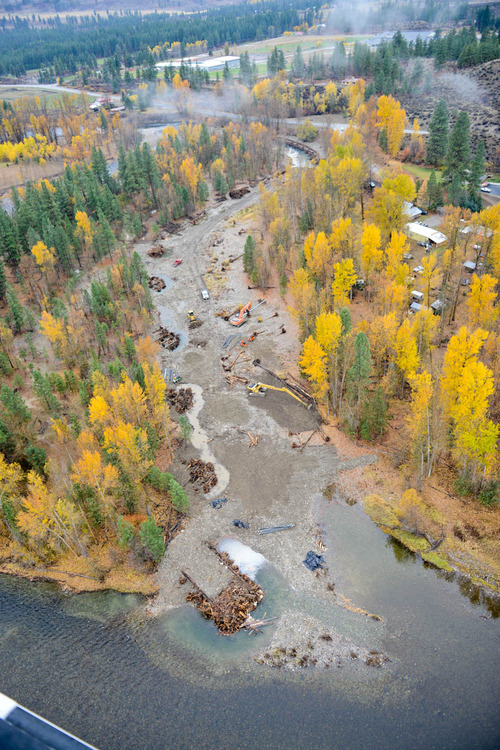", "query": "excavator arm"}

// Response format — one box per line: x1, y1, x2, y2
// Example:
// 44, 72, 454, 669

247, 382, 311, 409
